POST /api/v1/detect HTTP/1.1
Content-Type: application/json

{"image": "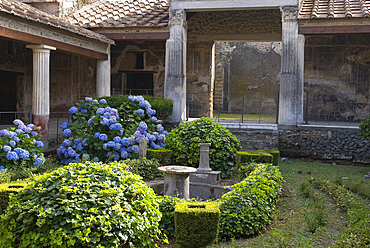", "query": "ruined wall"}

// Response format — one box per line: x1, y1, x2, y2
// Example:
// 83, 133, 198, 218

304, 34, 370, 122
228, 42, 282, 115
111, 41, 166, 97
